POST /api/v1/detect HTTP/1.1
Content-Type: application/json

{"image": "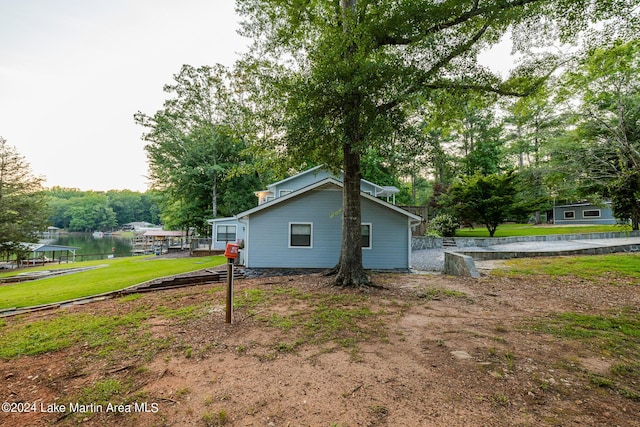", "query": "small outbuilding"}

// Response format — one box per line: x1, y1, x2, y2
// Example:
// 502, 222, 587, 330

553, 202, 617, 225
23, 243, 80, 265
206, 217, 245, 251
132, 230, 189, 254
